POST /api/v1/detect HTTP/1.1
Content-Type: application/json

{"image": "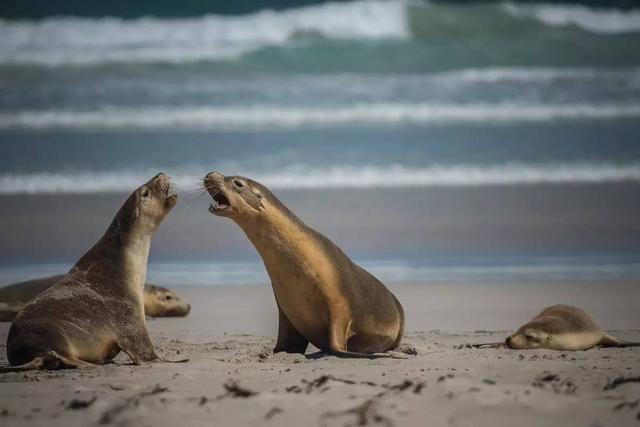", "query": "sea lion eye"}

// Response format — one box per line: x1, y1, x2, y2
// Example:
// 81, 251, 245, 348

141, 187, 150, 198
233, 179, 245, 188
165, 295, 173, 301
